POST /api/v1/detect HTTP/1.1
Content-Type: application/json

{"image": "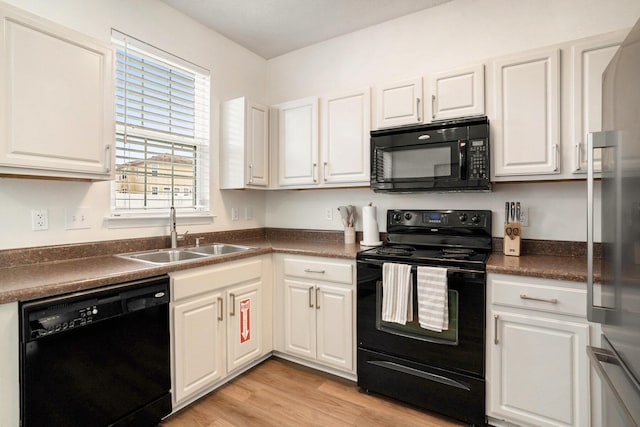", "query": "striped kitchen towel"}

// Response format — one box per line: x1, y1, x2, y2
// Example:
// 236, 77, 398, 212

381, 263, 413, 325
417, 266, 448, 332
